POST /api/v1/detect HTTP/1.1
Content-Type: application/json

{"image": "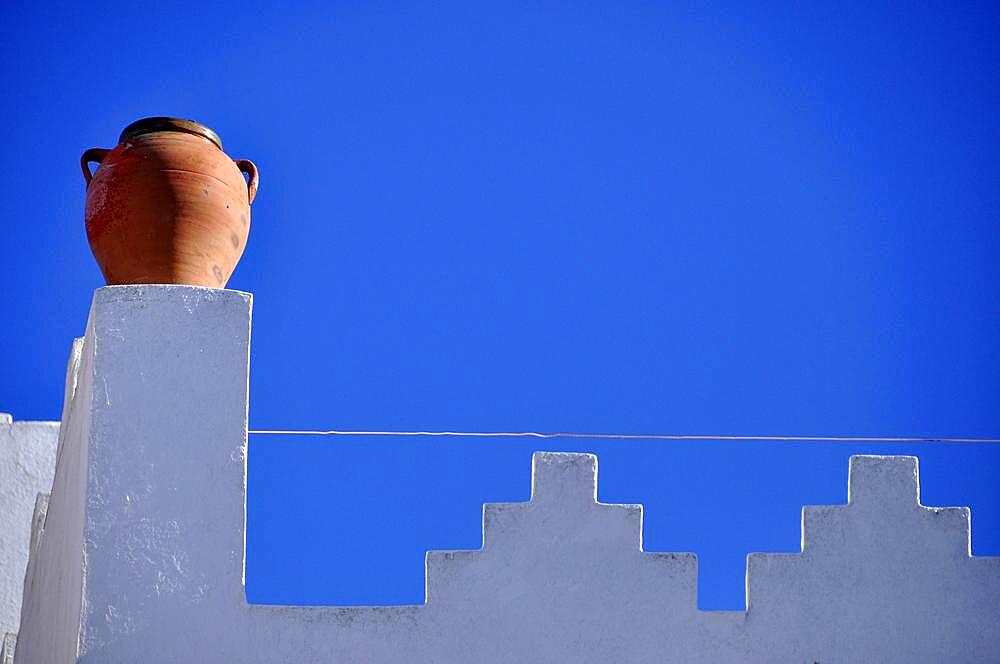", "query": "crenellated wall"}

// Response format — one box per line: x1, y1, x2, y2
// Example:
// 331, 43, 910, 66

5, 286, 1000, 663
